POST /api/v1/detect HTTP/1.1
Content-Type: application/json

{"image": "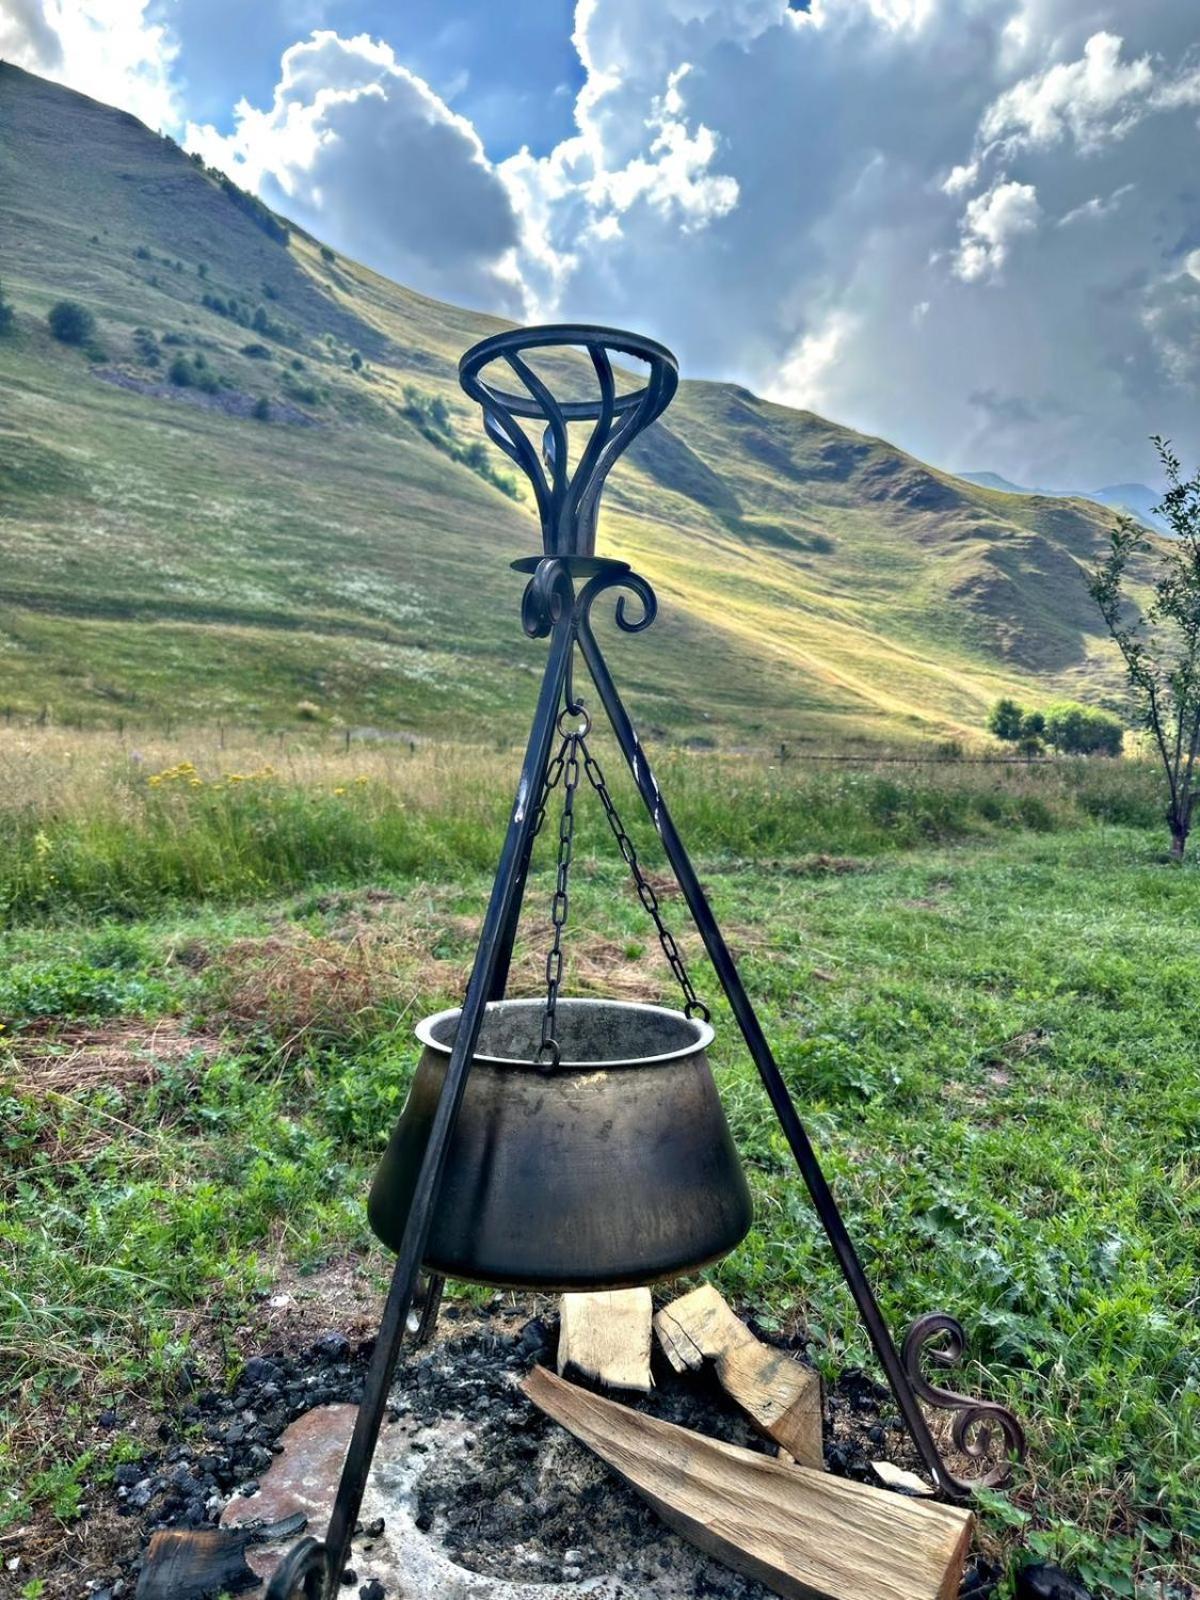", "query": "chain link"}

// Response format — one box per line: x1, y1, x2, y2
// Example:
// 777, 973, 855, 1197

579, 734, 710, 1023
535, 718, 585, 1069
